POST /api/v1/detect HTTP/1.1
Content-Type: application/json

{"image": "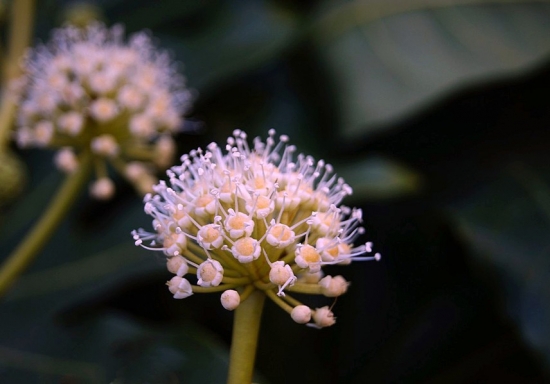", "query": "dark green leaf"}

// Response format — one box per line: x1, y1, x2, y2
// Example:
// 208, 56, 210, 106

310, 1, 550, 138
